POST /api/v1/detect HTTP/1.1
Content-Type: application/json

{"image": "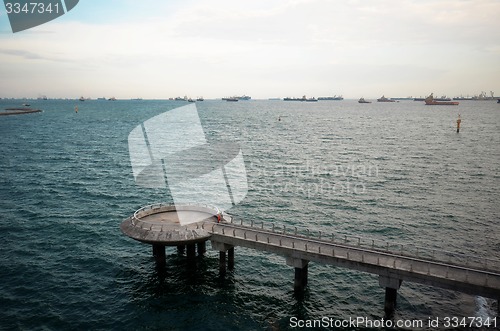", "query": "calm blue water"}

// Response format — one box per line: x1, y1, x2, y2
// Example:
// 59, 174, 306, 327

1, 99, 499, 330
